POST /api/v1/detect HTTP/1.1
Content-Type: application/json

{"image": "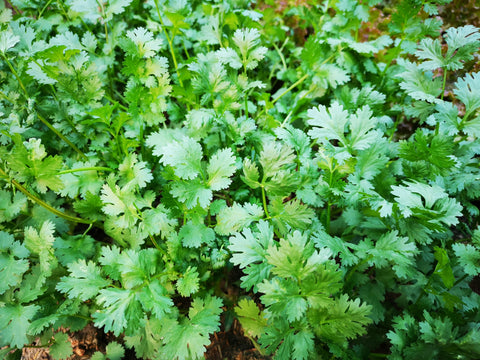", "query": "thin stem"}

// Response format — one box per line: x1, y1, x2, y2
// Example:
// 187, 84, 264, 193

5, 0, 21, 14
272, 73, 309, 105
36, 113, 88, 161
1, 54, 28, 97
0, 167, 93, 224
441, 68, 448, 101
38, 0, 55, 18
59, 166, 114, 175
261, 185, 270, 219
